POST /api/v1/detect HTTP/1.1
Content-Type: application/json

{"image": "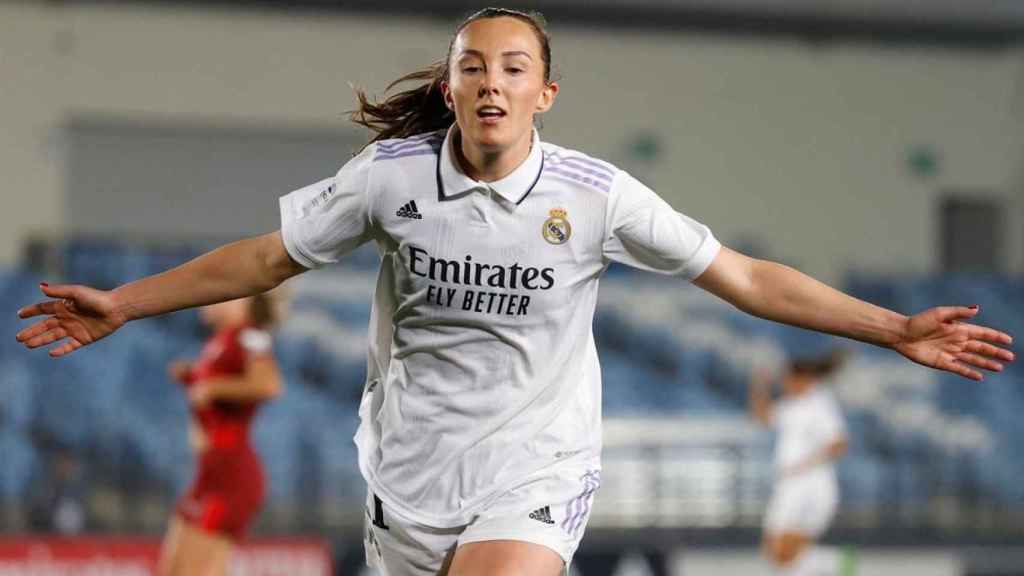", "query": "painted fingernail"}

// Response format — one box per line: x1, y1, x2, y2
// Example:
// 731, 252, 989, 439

40, 282, 49, 287
969, 305, 979, 310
